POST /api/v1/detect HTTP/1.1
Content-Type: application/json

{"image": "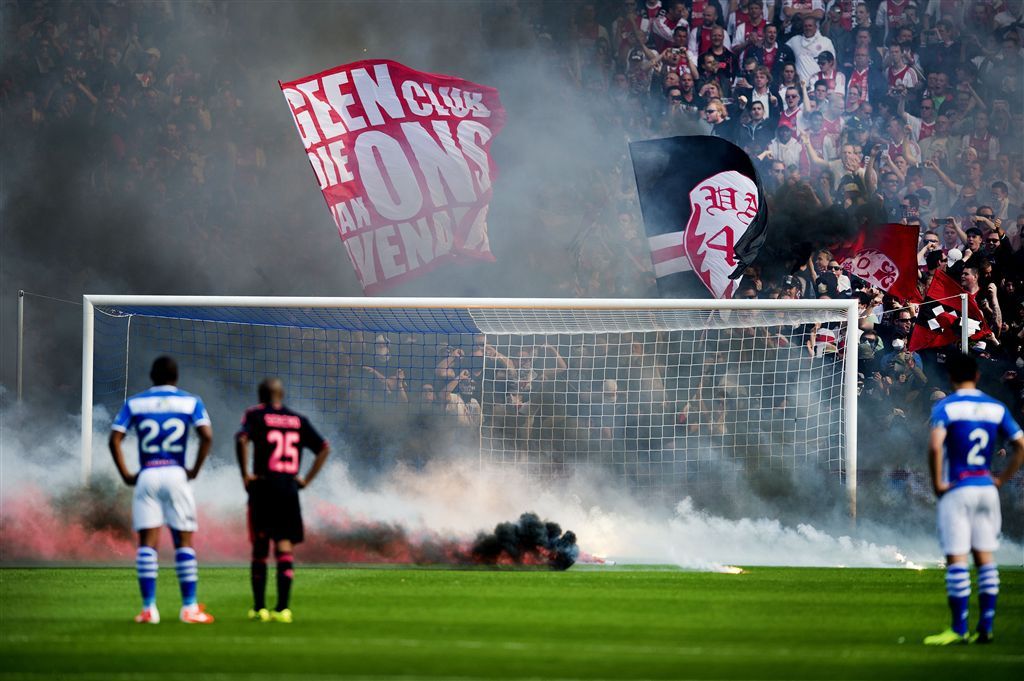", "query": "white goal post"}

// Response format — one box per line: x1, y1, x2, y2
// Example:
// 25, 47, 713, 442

81, 295, 859, 513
